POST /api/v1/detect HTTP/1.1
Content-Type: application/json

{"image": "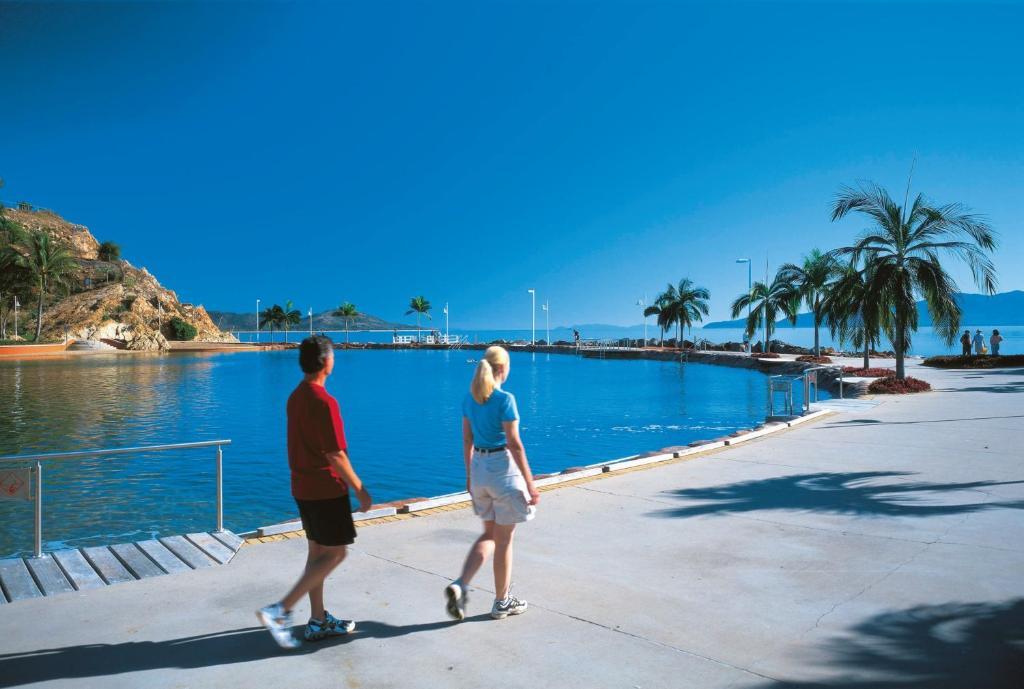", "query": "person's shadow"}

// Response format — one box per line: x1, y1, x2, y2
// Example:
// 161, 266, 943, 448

0, 616, 490, 686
